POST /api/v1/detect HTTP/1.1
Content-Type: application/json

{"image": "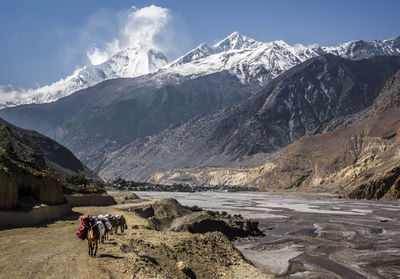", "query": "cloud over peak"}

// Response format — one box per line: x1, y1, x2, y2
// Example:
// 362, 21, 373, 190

87, 5, 174, 65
